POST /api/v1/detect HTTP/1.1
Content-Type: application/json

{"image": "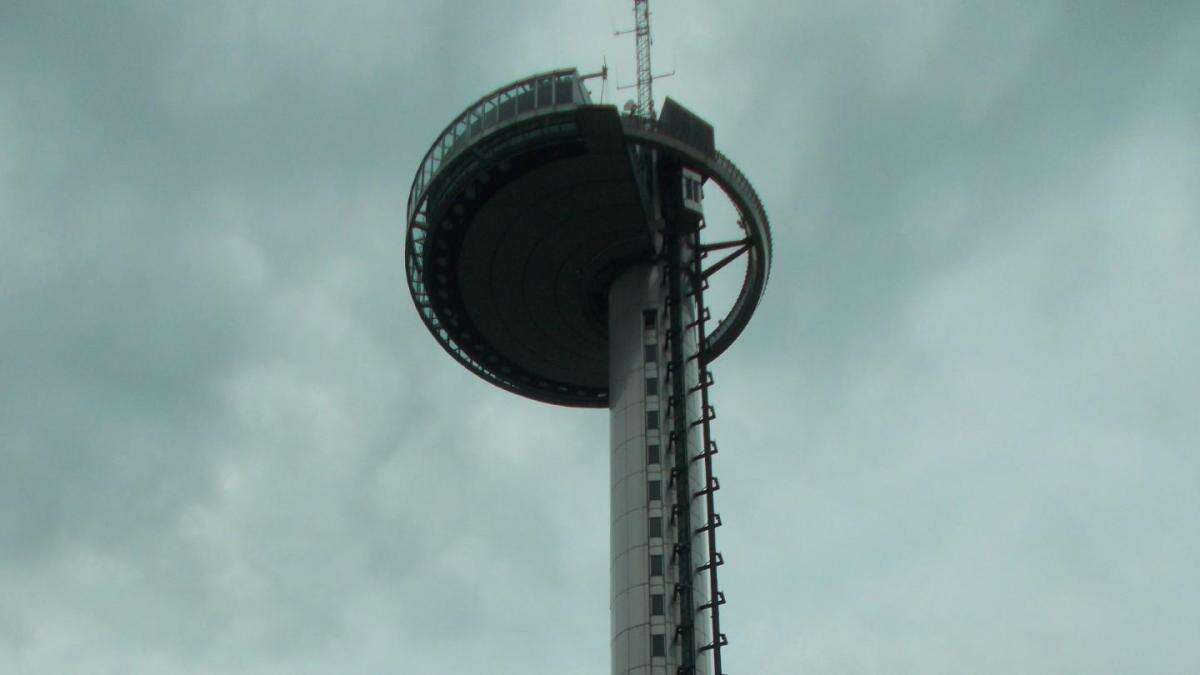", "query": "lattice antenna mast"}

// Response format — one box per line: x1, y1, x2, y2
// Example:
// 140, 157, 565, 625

634, 0, 653, 118
616, 0, 674, 118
